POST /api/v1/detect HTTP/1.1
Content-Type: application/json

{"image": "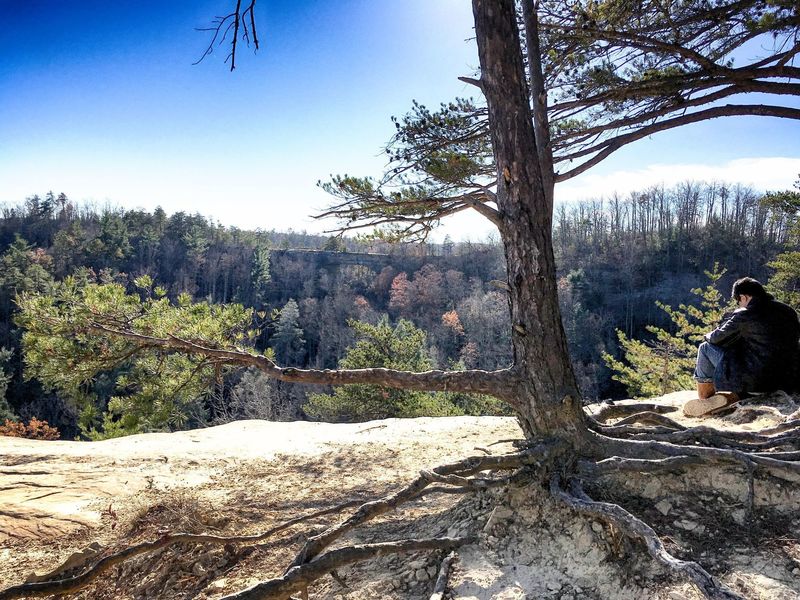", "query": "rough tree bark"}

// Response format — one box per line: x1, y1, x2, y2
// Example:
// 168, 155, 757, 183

472, 0, 588, 443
